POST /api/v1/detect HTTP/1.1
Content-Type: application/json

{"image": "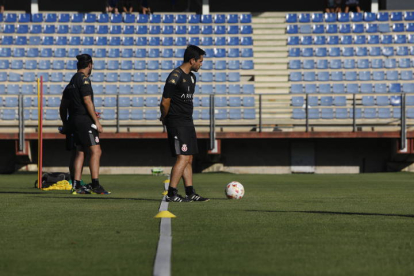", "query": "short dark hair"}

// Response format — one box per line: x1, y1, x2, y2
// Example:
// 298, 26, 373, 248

76, 54, 92, 70
183, 45, 206, 63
